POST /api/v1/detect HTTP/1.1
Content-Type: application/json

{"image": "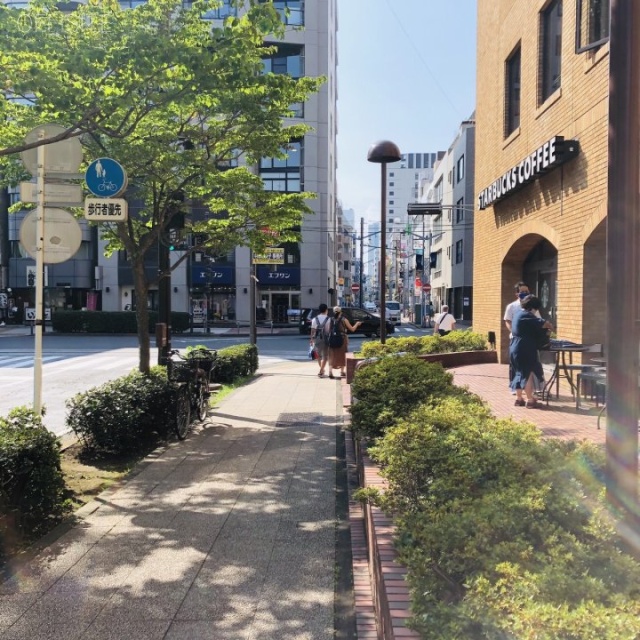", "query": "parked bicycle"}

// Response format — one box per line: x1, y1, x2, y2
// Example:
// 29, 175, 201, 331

166, 348, 217, 439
